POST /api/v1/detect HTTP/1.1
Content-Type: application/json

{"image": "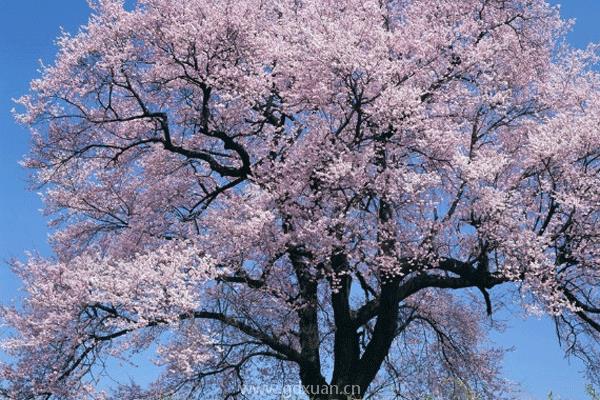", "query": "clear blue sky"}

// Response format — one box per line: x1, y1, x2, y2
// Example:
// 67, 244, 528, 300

1, 2, 599, 399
